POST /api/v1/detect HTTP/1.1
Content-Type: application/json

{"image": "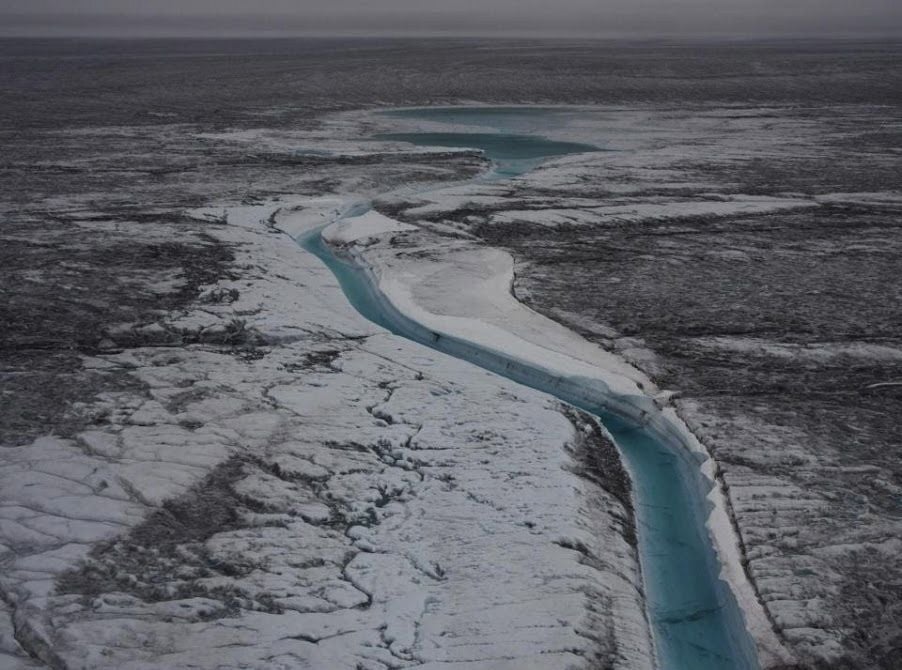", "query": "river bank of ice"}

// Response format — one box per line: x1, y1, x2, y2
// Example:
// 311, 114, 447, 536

278, 106, 804, 668
0, 195, 656, 668
340, 104, 902, 669
307, 198, 791, 669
